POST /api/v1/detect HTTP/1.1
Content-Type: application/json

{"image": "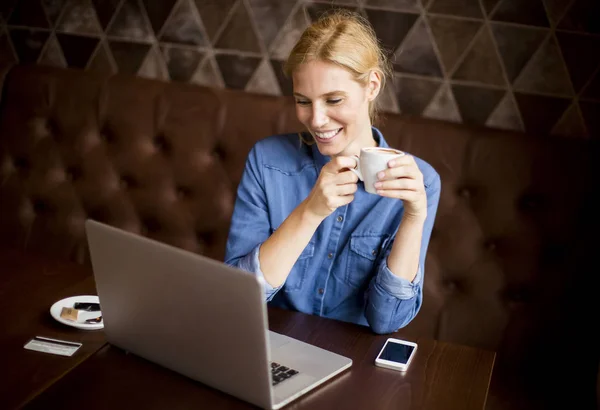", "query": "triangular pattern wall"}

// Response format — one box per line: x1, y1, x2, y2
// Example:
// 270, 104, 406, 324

0, 0, 598, 138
